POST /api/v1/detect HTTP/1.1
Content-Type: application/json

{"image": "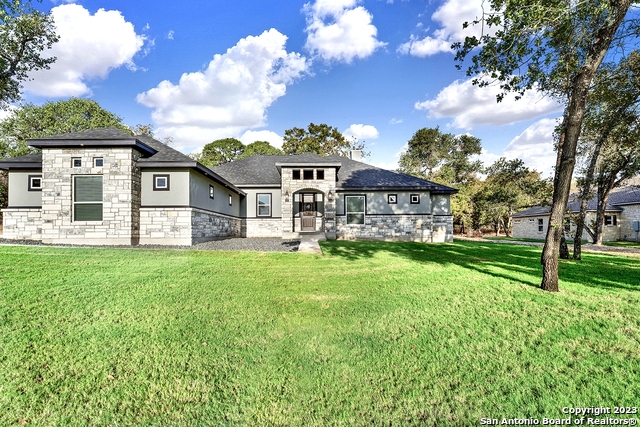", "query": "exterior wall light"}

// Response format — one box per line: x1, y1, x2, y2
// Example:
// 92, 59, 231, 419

285, 190, 290, 202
